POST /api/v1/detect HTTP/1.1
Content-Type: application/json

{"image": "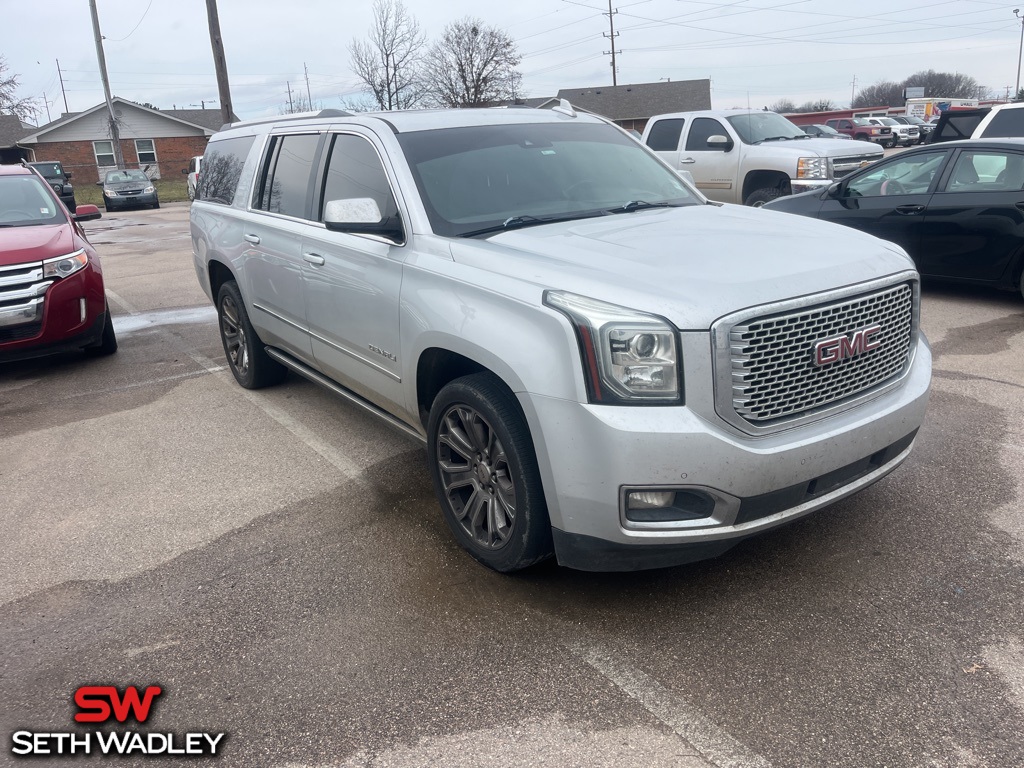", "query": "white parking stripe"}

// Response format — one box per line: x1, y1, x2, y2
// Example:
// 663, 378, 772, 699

569, 642, 773, 768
